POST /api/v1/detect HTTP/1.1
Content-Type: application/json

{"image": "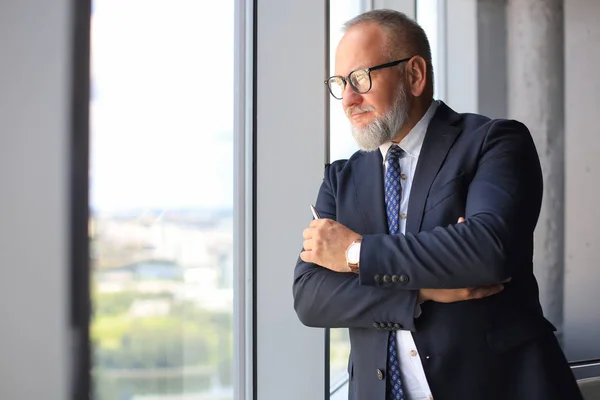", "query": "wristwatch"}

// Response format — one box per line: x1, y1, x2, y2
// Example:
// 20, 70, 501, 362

345, 238, 362, 273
